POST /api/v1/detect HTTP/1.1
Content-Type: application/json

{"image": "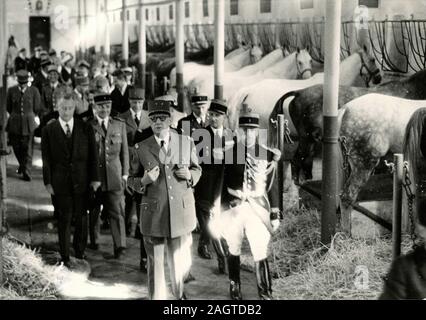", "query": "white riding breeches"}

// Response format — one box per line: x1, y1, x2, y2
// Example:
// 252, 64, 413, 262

211, 201, 271, 262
